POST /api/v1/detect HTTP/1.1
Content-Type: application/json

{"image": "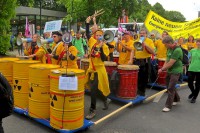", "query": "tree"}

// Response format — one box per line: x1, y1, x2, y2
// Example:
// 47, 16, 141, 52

152, 2, 166, 17
0, 0, 17, 55
165, 11, 186, 22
